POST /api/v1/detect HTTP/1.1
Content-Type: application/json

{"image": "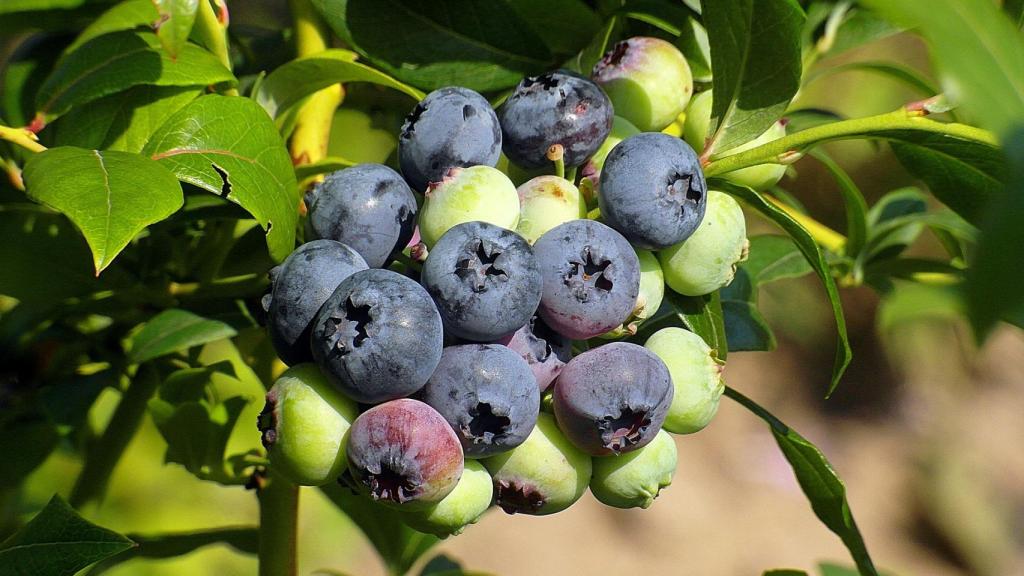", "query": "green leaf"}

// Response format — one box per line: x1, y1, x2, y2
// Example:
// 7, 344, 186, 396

0, 410, 59, 489
148, 395, 250, 483
2, 33, 67, 128
127, 308, 237, 364
88, 527, 258, 573
724, 387, 878, 576
890, 134, 1005, 224
763, 571, 809, 576
743, 234, 814, 283
676, 14, 712, 83
702, 0, 805, 154
505, 0, 600, 56
721, 293, 775, 352
35, 31, 235, 122
62, 0, 159, 56
809, 150, 868, 258
620, 0, 691, 35
784, 108, 845, 133
572, 15, 620, 75
55, 85, 202, 152
22, 146, 184, 274
254, 49, 424, 120
142, 94, 299, 262
0, 0, 92, 12
310, 0, 556, 91
0, 495, 135, 576
863, 0, 1024, 138
320, 483, 440, 575
644, 290, 728, 360
294, 156, 357, 182
153, 0, 199, 58
968, 128, 1024, 339
821, 7, 900, 59
806, 61, 938, 97
715, 181, 851, 395
1006, 0, 1024, 30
